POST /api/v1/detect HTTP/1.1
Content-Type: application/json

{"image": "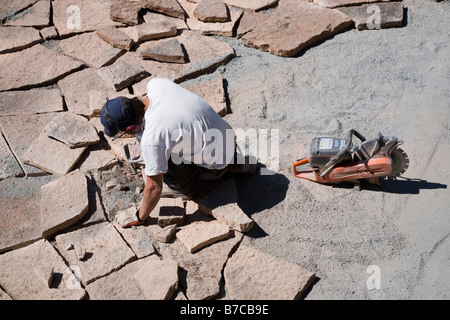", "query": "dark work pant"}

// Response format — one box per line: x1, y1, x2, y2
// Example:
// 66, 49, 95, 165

163, 157, 230, 199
